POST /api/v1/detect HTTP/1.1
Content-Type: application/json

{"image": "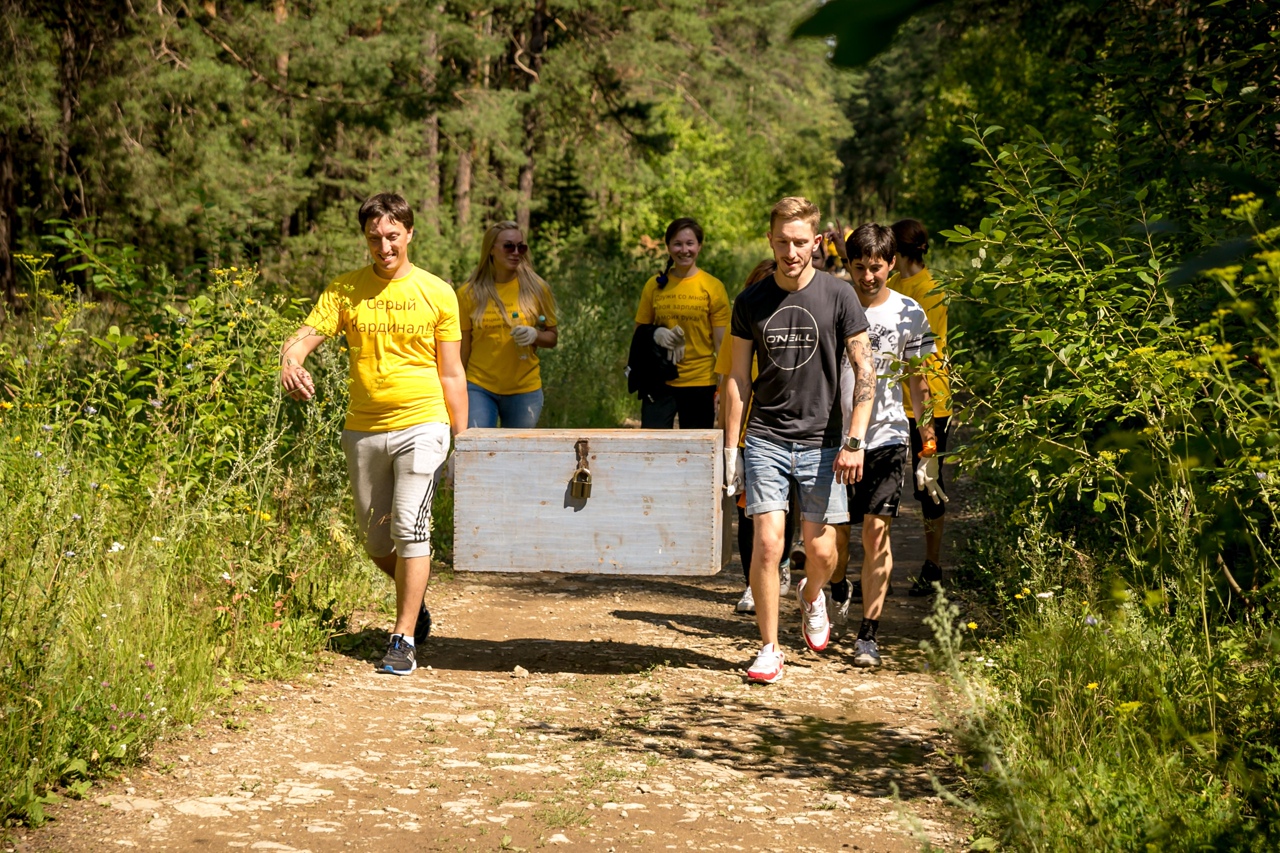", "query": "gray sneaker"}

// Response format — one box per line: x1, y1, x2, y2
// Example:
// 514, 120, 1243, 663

380, 635, 417, 676
852, 637, 881, 668
735, 585, 756, 614
778, 560, 792, 597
